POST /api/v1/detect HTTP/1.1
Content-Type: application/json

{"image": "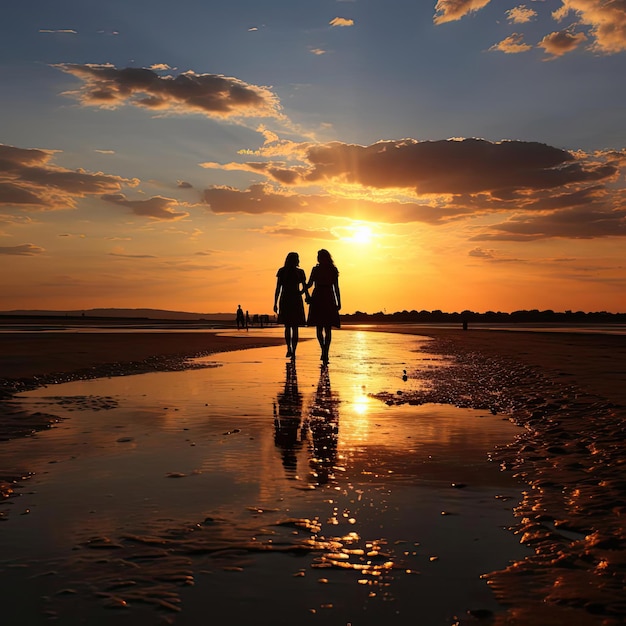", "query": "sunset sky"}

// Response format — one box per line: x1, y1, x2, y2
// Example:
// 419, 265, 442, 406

1, 0, 625, 315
